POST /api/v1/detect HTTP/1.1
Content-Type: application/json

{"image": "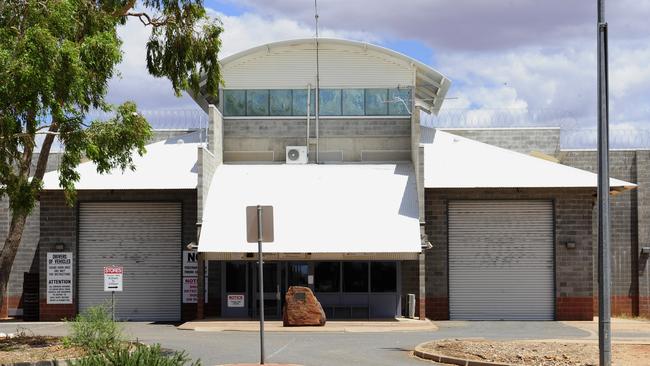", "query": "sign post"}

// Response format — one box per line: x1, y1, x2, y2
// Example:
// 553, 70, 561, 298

246, 205, 274, 365
103, 266, 123, 321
